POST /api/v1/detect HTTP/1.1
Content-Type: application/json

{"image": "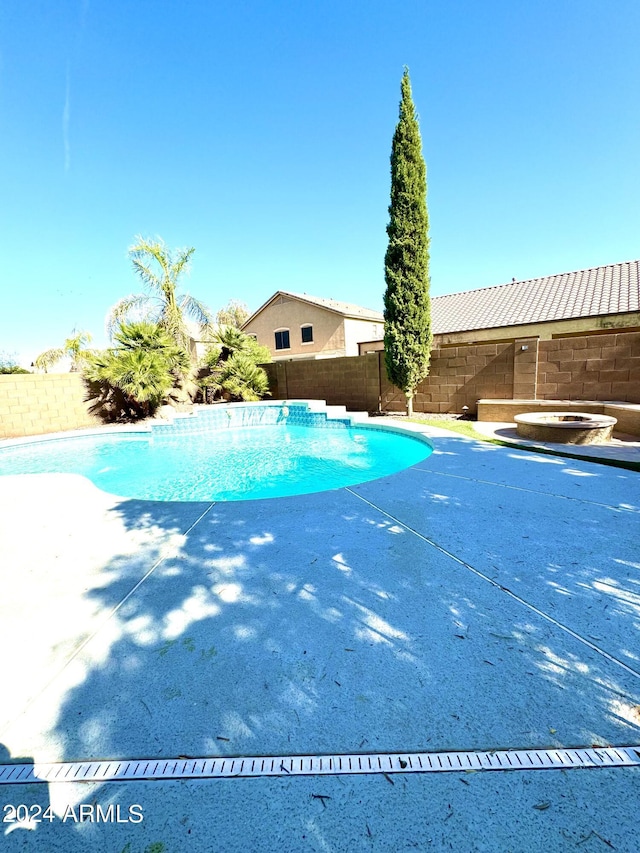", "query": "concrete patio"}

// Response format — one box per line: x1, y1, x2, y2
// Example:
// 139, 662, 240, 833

1, 423, 639, 851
